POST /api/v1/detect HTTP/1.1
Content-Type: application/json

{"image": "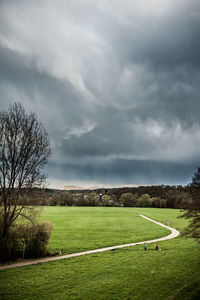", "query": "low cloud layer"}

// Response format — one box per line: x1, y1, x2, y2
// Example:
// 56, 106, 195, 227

0, 0, 200, 187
